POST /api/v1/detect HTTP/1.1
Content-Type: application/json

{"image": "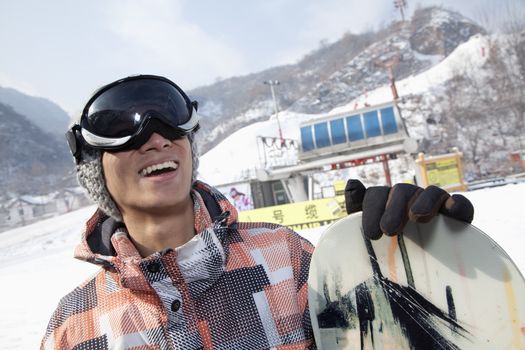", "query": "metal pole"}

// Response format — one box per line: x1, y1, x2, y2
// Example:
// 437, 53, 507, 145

375, 56, 410, 137
269, 83, 278, 115
264, 80, 284, 142
394, 0, 407, 21
382, 154, 392, 186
